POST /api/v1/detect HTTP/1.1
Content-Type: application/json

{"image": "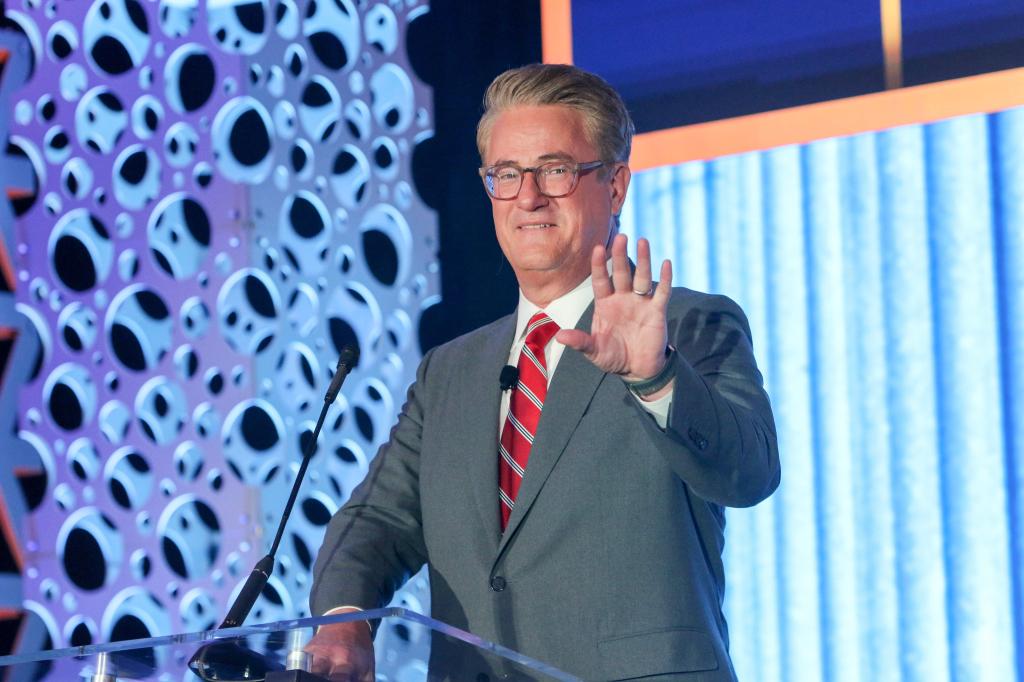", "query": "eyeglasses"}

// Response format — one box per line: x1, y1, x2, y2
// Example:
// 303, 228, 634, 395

479, 160, 605, 200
